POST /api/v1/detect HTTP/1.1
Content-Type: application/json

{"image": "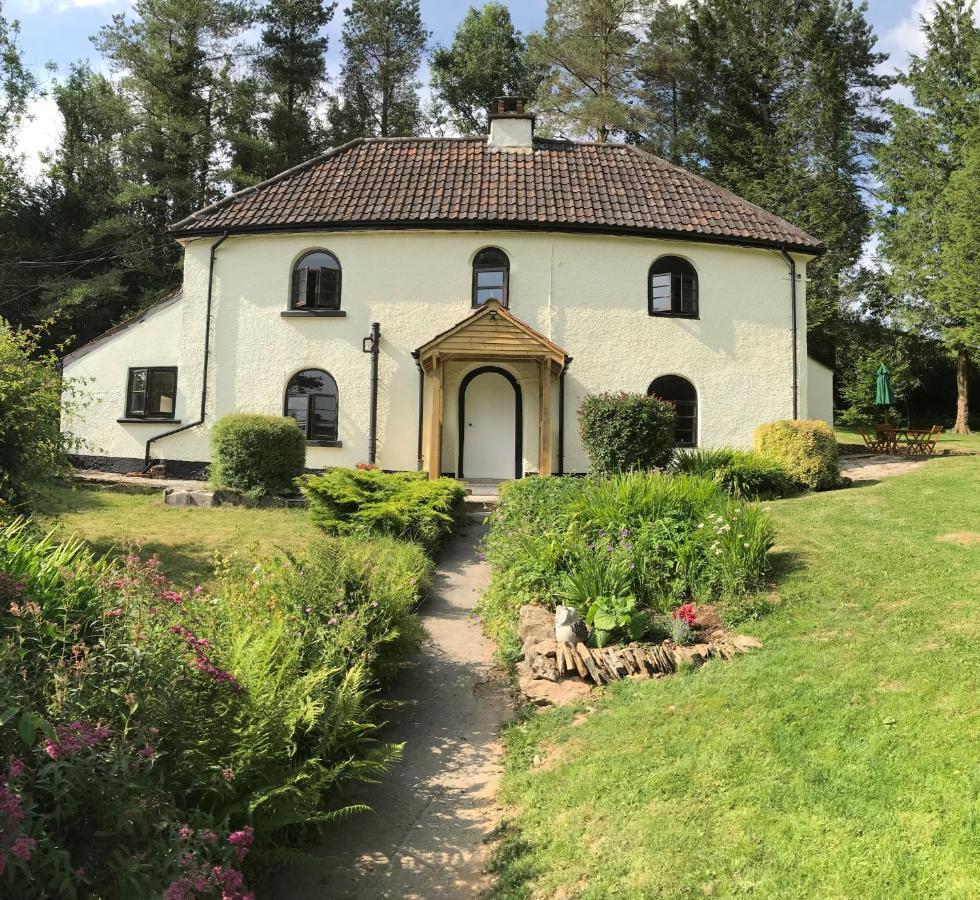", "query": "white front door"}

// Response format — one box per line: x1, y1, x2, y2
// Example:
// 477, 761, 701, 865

461, 369, 519, 479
